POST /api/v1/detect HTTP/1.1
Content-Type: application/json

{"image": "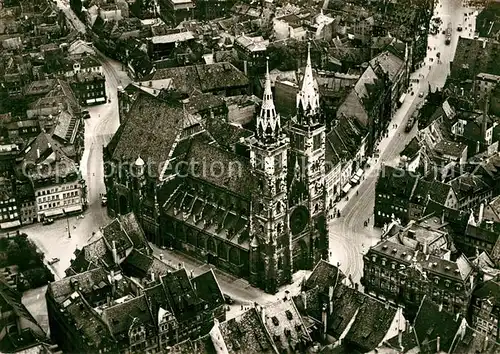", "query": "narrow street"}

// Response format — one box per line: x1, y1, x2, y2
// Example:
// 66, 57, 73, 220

327, 0, 478, 285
